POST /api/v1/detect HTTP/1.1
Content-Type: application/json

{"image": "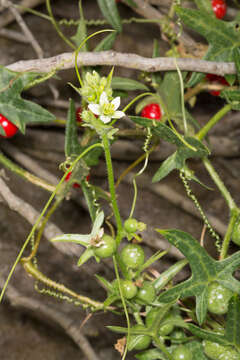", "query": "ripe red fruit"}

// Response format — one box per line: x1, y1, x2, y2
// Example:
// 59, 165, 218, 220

211, 0, 226, 19
141, 103, 162, 121
76, 107, 83, 123
65, 171, 90, 188
206, 74, 229, 96
0, 114, 18, 138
